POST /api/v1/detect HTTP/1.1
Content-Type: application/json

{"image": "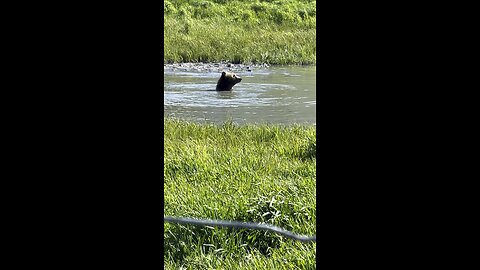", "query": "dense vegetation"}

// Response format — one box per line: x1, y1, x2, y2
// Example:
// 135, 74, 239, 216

164, 118, 316, 269
164, 0, 316, 65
